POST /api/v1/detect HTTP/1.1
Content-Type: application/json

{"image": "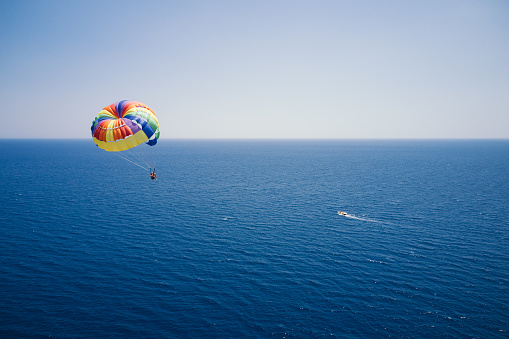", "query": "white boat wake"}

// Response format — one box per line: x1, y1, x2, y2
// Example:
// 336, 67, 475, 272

338, 211, 384, 224
344, 214, 381, 223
